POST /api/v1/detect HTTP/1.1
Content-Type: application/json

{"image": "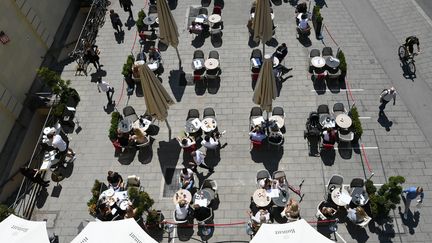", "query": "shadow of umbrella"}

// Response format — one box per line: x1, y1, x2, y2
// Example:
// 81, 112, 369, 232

168, 69, 187, 101
157, 139, 181, 183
